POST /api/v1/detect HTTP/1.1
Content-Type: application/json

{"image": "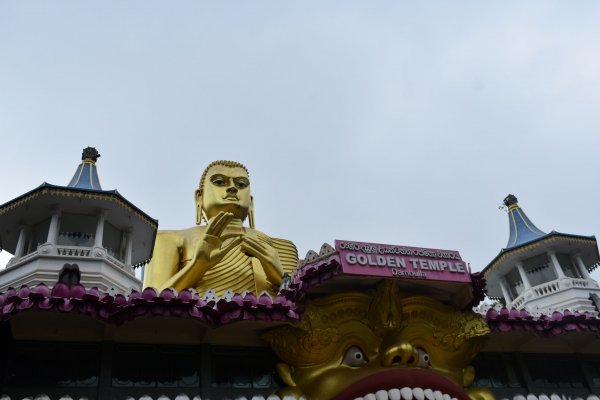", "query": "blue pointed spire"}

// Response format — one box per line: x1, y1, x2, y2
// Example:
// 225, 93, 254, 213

67, 147, 102, 190
503, 194, 546, 248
